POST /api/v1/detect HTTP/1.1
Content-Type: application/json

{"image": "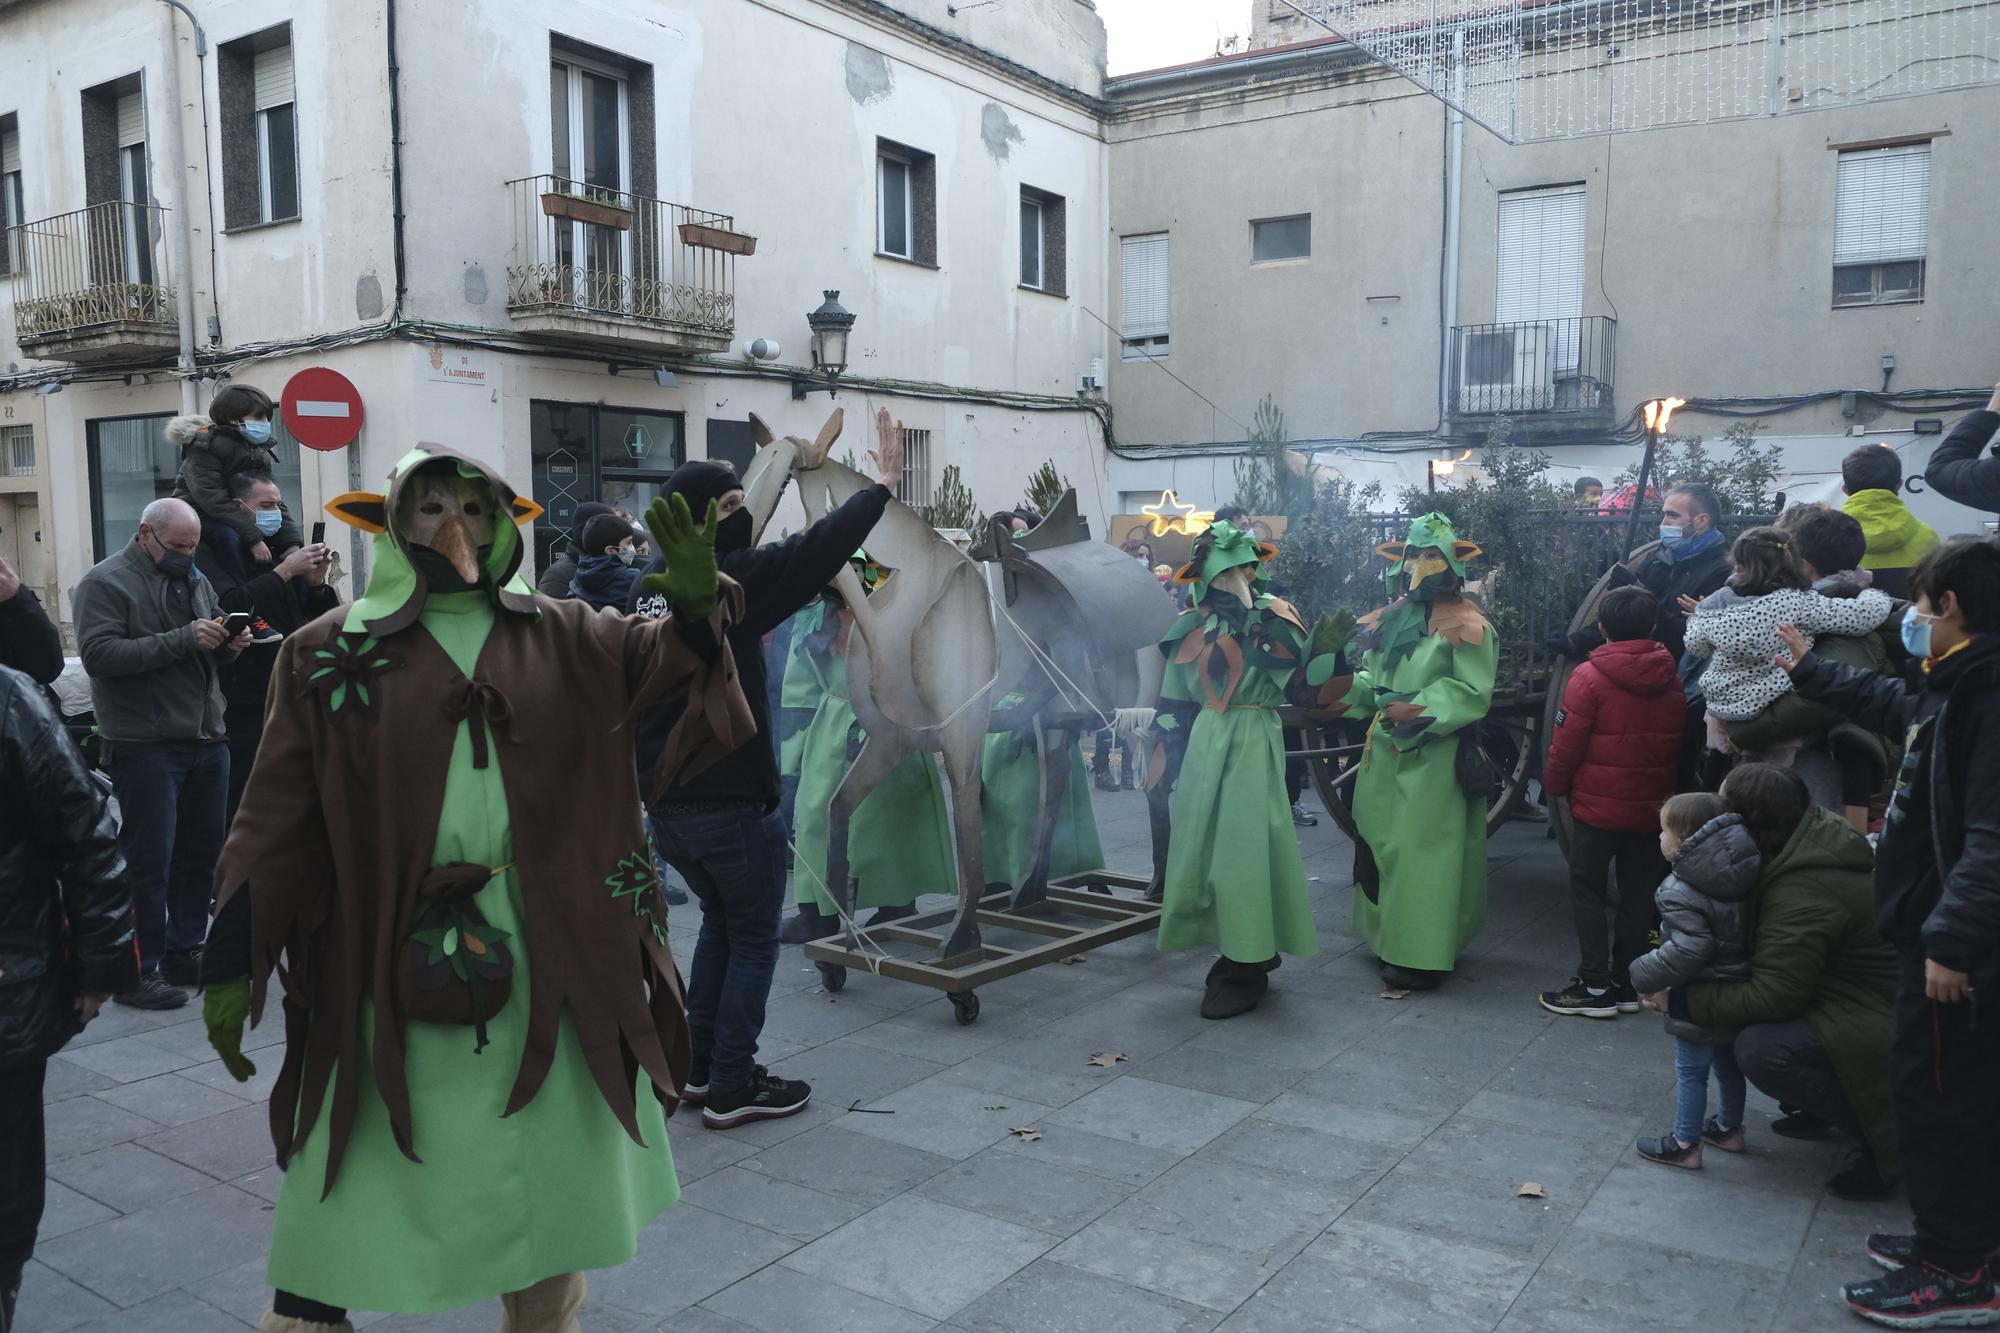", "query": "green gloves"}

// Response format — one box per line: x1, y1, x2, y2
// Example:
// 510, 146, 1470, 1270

203, 978, 256, 1082
1304, 609, 1357, 686
640, 494, 722, 620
